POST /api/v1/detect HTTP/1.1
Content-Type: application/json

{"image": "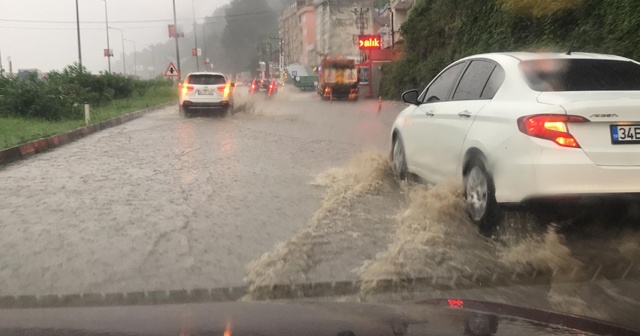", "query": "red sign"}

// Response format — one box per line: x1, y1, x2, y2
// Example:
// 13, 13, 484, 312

168, 24, 177, 38
103, 49, 112, 57
358, 35, 381, 50
192, 48, 197, 56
